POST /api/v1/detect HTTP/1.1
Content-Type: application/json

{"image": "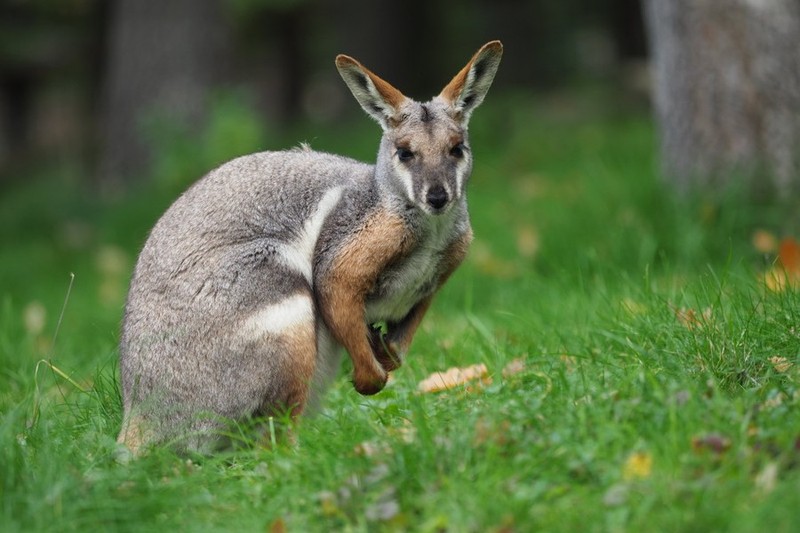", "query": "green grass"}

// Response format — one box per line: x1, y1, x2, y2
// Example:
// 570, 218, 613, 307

2, 92, 800, 532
